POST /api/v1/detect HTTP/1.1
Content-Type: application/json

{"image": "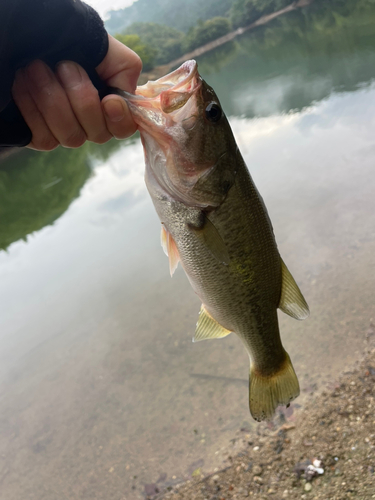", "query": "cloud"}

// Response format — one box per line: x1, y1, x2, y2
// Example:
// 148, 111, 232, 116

84, 0, 136, 19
